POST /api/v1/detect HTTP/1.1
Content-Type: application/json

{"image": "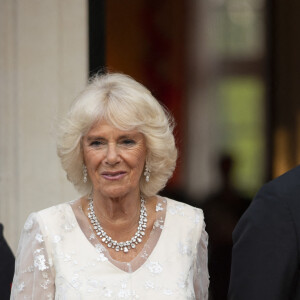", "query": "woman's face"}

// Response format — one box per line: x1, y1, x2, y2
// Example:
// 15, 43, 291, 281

82, 120, 147, 199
